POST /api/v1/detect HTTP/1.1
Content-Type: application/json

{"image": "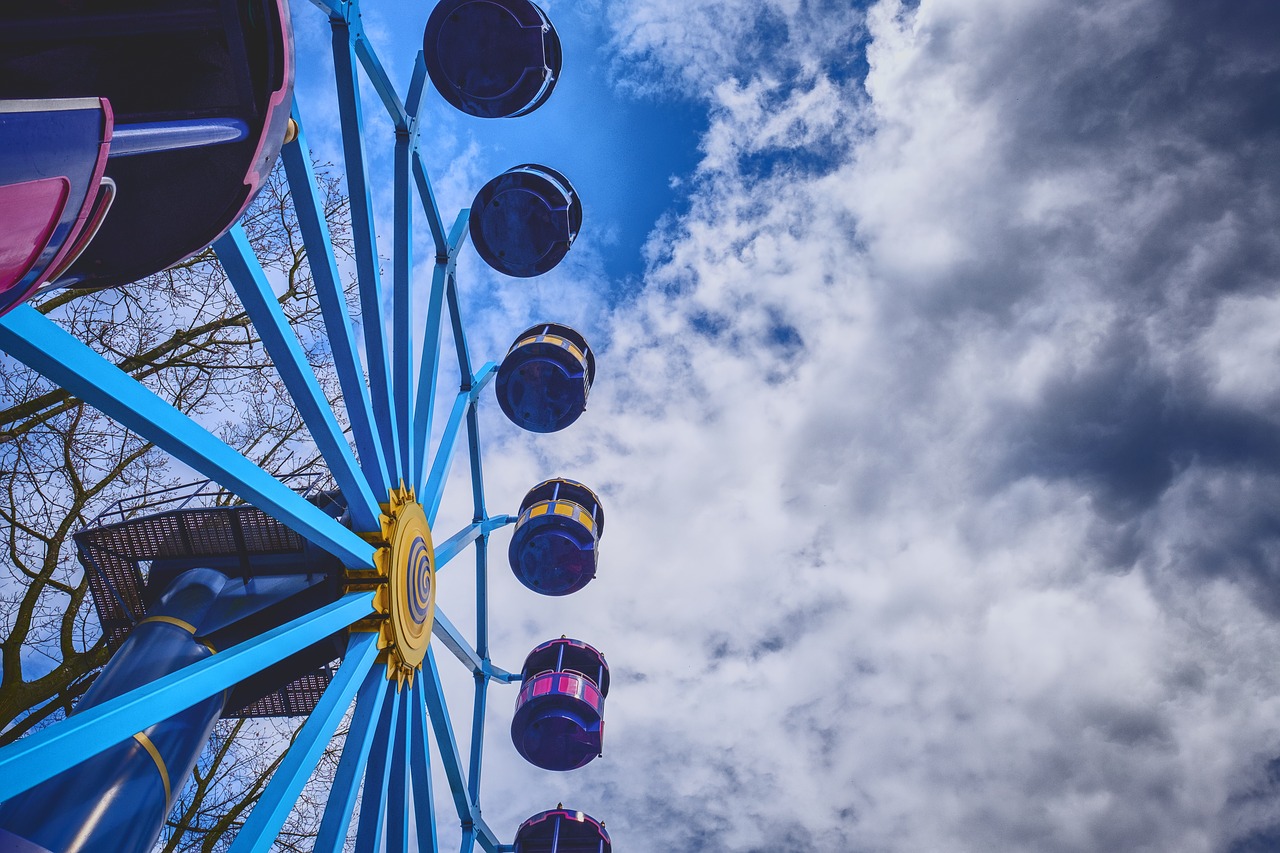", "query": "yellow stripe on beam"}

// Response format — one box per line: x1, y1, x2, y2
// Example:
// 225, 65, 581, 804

133, 732, 172, 805
137, 615, 198, 634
